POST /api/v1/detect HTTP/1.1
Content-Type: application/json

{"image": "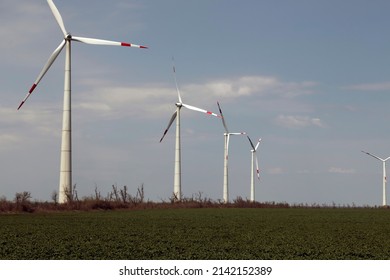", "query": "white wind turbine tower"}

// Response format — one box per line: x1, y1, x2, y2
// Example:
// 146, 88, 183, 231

362, 150, 390, 206
247, 136, 261, 202
216, 102, 246, 203
160, 62, 219, 201
17, 0, 147, 203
